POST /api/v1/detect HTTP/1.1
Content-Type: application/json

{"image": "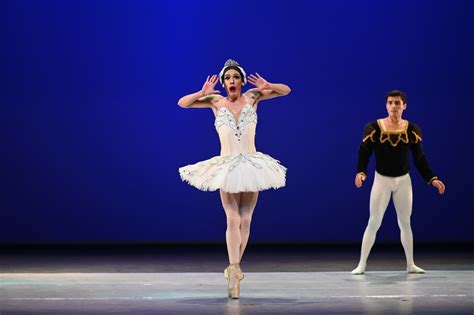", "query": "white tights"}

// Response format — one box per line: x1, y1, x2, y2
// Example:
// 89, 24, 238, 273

352, 172, 425, 274
220, 191, 259, 264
